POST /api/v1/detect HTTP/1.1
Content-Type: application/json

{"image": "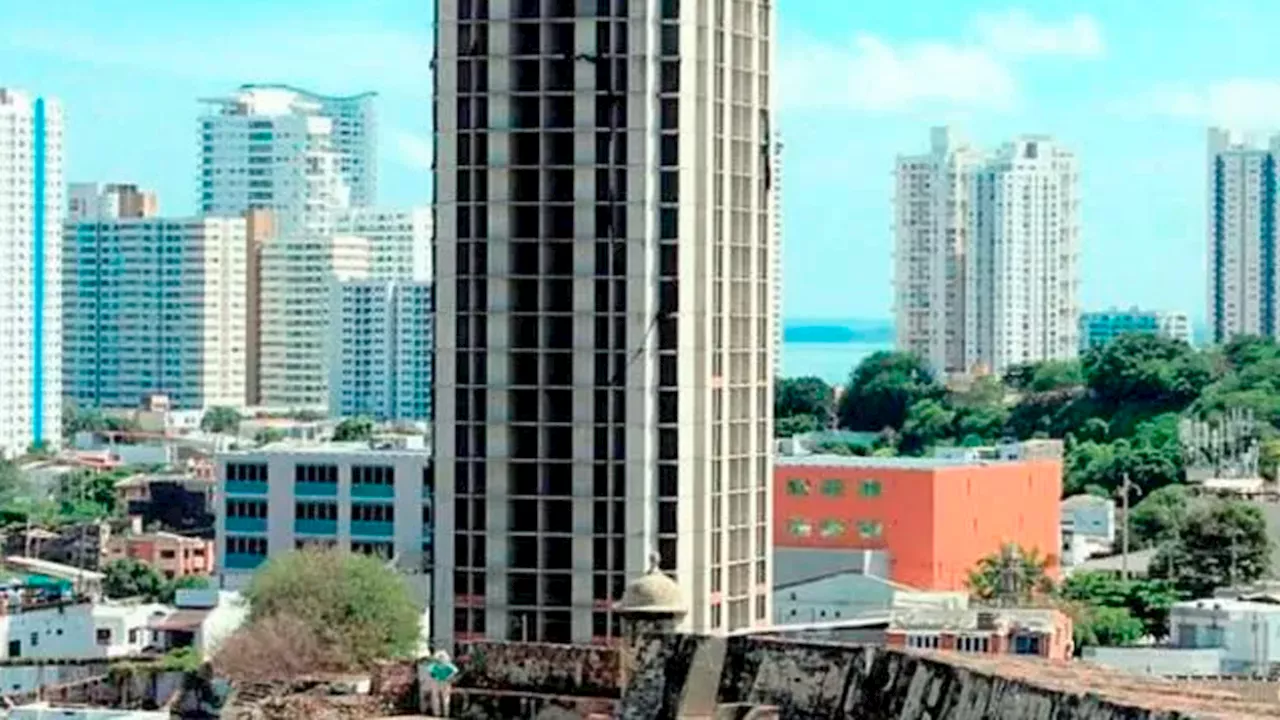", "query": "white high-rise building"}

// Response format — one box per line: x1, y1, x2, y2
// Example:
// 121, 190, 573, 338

67, 182, 157, 223
1207, 128, 1280, 343
200, 87, 360, 411
432, 0, 776, 644
1079, 308, 1193, 351
63, 188, 247, 411
895, 127, 1080, 376
0, 89, 62, 456
329, 281, 433, 422
239, 84, 378, 207
258, 234, 371, 410
332, 207, 432, 281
